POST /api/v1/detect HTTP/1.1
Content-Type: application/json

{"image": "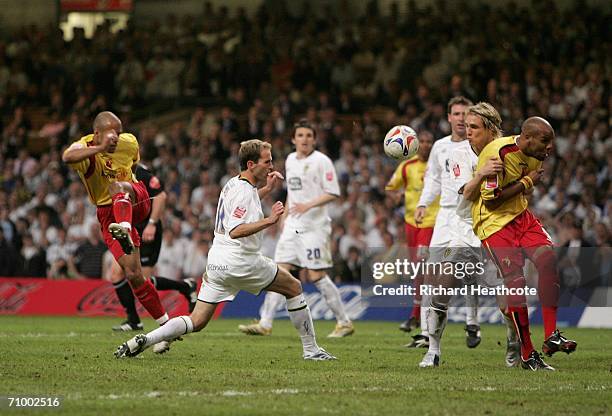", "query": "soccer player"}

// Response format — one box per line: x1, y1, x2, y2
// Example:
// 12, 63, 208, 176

472, 116, 577, 371
115, 139, 335, 360
238, 120, 353, 338
63, 112, 169, 333
413, 96, 482, 348
419, 102, 505, 367
386, 129, 439, 347
110, 163, 198, 332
